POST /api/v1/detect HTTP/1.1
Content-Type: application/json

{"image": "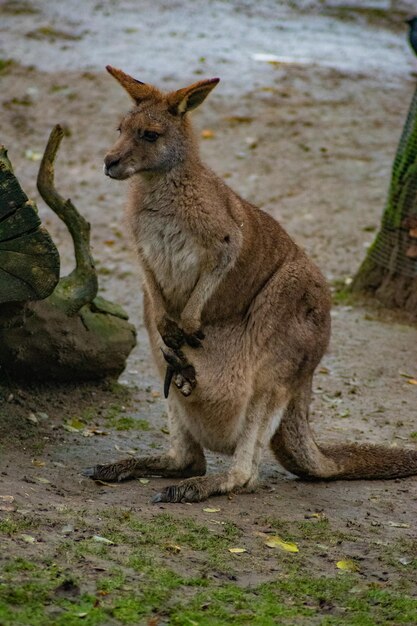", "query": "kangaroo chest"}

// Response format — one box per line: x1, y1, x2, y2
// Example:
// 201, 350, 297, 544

136, 211, 202, 313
